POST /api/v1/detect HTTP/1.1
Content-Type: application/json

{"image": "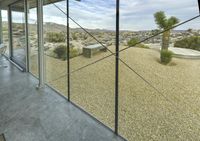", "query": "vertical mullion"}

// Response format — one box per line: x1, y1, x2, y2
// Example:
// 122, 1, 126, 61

115, 0, 120, 135
67, 0, 70, 101
8, 6, 13, 59
25, 0, 29, 72
0, 10, 2, 44
37, 0, 45, 88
